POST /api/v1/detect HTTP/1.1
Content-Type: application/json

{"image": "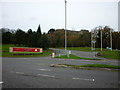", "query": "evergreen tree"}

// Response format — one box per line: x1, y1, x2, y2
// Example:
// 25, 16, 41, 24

27, 29, 33, 47
41, 33, 49, 50
36, 24, 42, 47
14, 29, 26, 46
28, 29, 32, 34
37, 24, 42, 35
30, 32, 38, 47
2, 31, 12, 44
